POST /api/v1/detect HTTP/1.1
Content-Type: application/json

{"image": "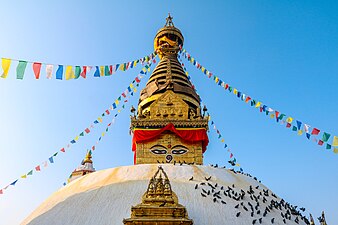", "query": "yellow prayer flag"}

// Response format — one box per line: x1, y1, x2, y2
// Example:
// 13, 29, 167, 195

332, 136, 338, 146
130, 83, 134, 88
102, 132, 105, 137
255, 102, 261, 108
297, 130, 303, 136
215, 77, 219, 83
201, 67, 205, 73
74, 136, 79, 141
221, 139, 225, 143
270, 114, 275, 118
334, 147, 338, 154
100, 66, 104, 76
235, 163, 240, 167
1, 58, 11, 78
133, 60, 137, 67
98, 117, 103, 123
142, 68, 147, 73
65, 66, 75, 80
115, 99, 119, 105
133, 88, 137, 92
21, 174, 27, 179
185, 71, 189, 76
286, 117, 293, 123
233, 89, 238, 95
118, 110, 121, 113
